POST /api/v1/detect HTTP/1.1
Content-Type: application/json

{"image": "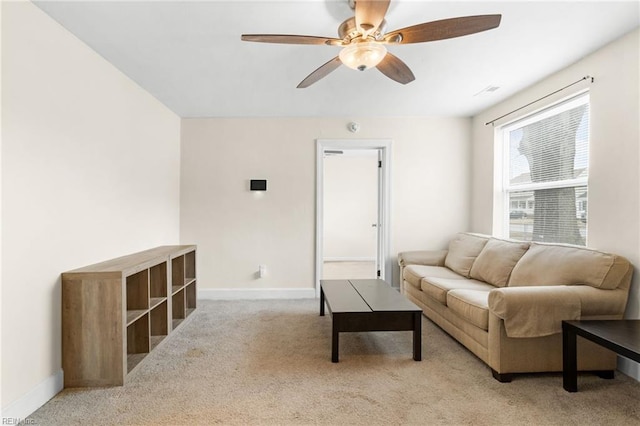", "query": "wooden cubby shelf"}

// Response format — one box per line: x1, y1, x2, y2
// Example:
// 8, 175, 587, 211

62, 245, 197, 387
